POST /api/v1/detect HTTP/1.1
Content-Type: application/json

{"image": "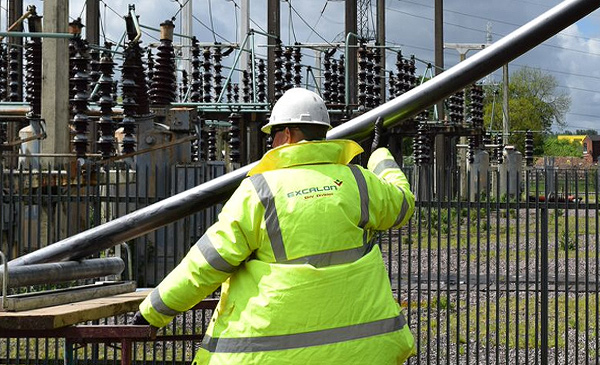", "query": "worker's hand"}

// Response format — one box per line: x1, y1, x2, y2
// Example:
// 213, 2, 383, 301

370, 117, 389, 153
131, 311, 150, 326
